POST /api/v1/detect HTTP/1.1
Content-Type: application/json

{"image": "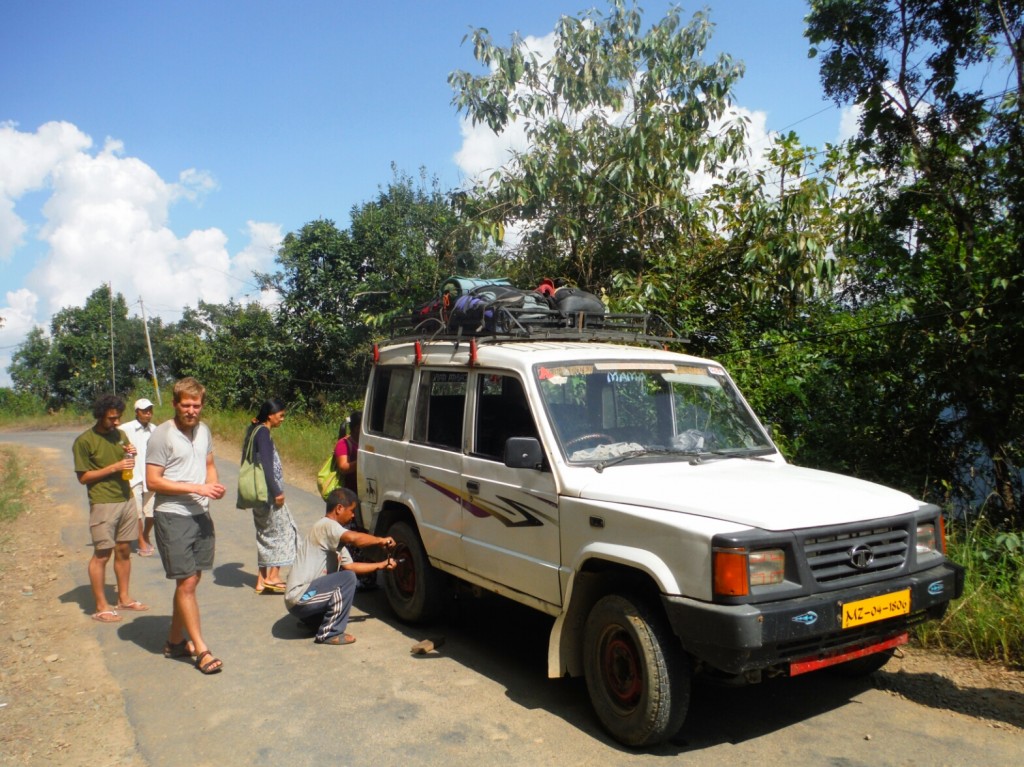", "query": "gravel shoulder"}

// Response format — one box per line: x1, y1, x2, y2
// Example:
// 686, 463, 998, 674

0, 438, 1021, 765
